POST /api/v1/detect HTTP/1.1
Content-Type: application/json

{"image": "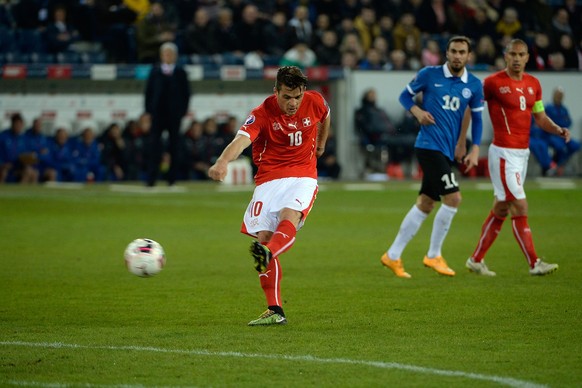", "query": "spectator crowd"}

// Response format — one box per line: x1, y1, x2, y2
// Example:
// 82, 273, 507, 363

0, 0, 581, 71
0, 112, 244, 184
